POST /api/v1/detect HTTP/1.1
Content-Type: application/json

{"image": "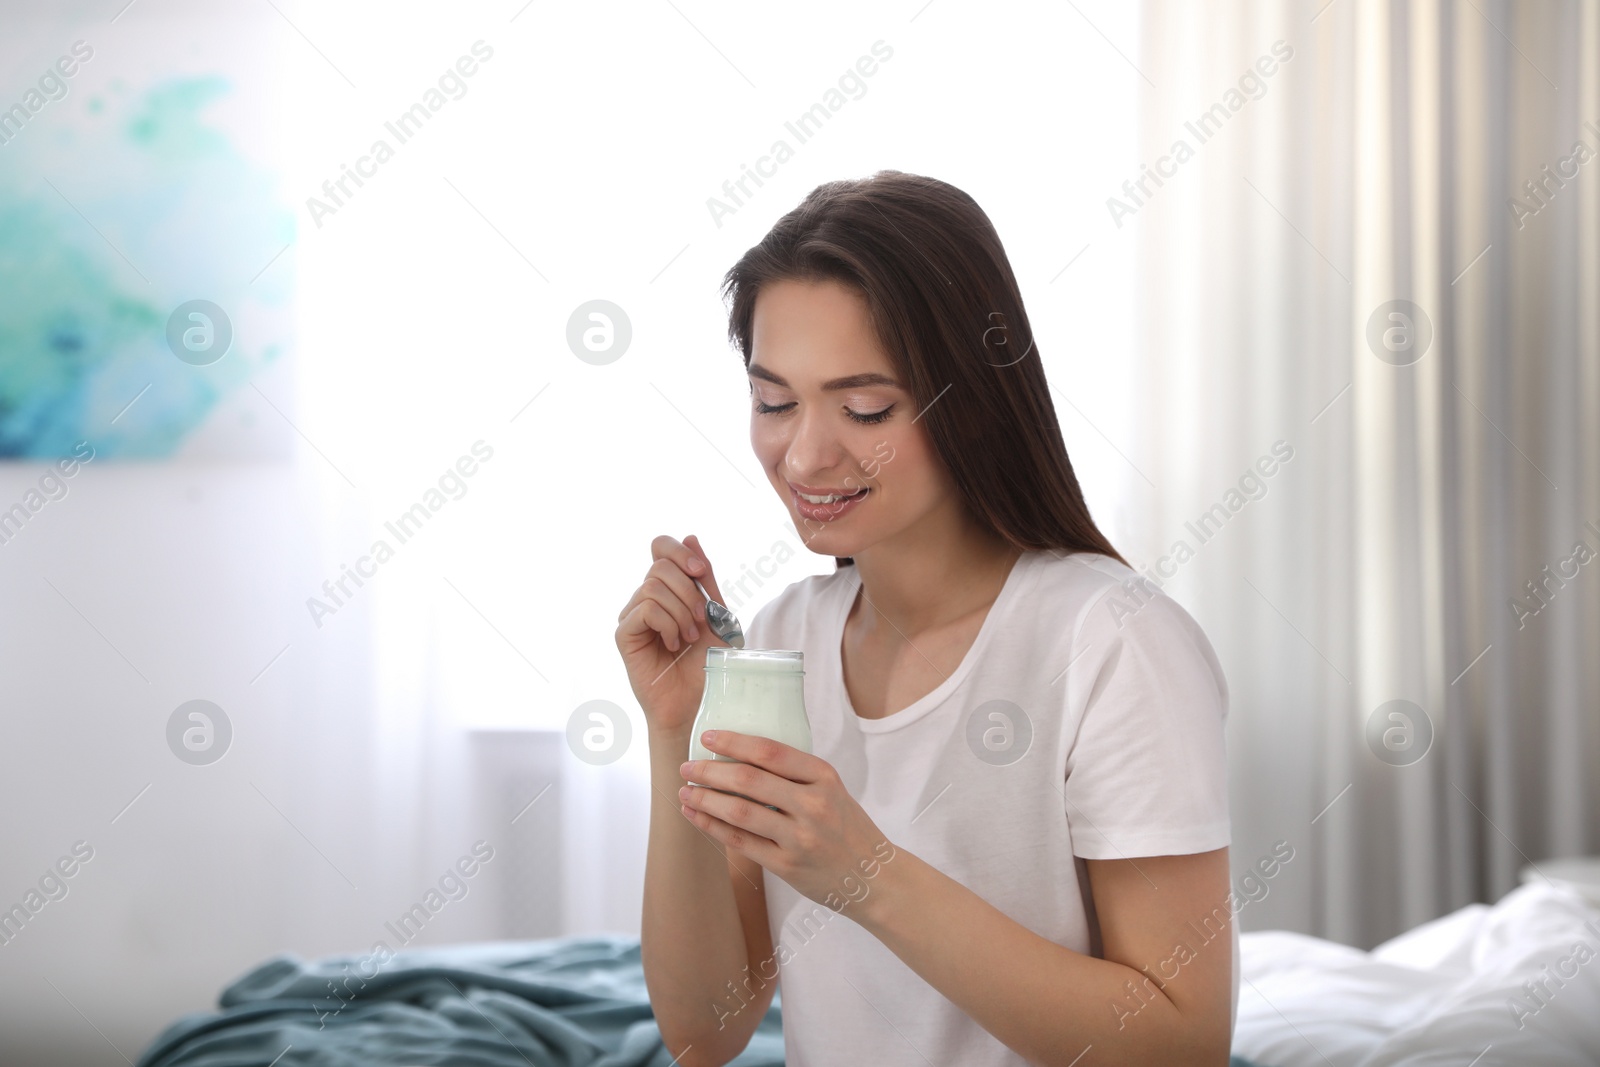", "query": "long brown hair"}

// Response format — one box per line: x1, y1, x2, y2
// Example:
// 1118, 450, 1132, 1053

721, 169, 1127, 568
